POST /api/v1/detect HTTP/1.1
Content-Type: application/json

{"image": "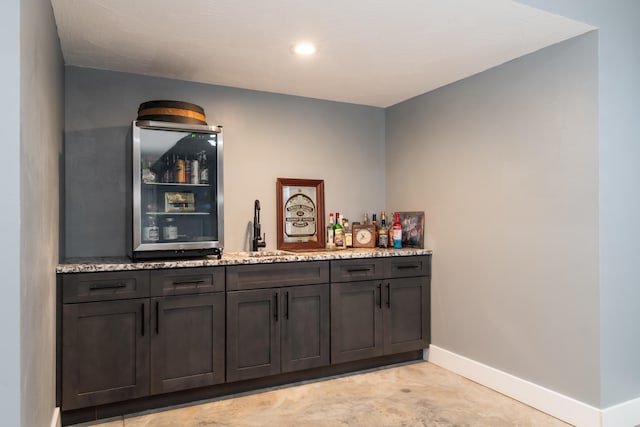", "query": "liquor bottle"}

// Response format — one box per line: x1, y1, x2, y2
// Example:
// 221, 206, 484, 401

363, 212, 370, 225
392, 212, 403, 249
175, 155, 186, 183
163, 217, 178, 241
378, 211, 389, 248
191, 157, 200, 184
141, 158, 156, 183
388, 212, 395, 246
371, 213, 378, 246
343, 217, 353, 248
142, 215, 159, 242
162, 155, 172, 183
333, 212, 344, 248
326, 213, 335, 248
185, 157, 192, 184
200, 152, 209, 184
